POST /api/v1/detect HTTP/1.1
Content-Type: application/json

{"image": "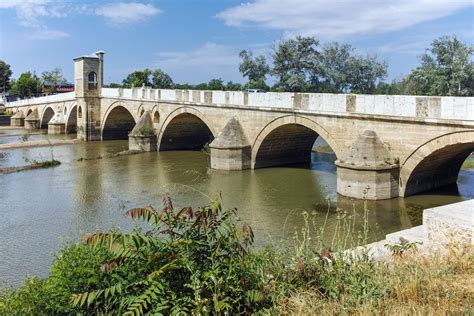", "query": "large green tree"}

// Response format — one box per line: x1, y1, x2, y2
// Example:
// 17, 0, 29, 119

405, 35, 473, 96
348, 54, 387, 94
151, 69, 174, 89
122, 69, 152, 88
271, 36, 320, 92
311, 42, 387, 94
10, 72, 42, 98
239, 50, 270, 89
0, 60, 12, 93
207, 78, 225, 90
314, 43, 353, 93
41, 67, 67, 90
